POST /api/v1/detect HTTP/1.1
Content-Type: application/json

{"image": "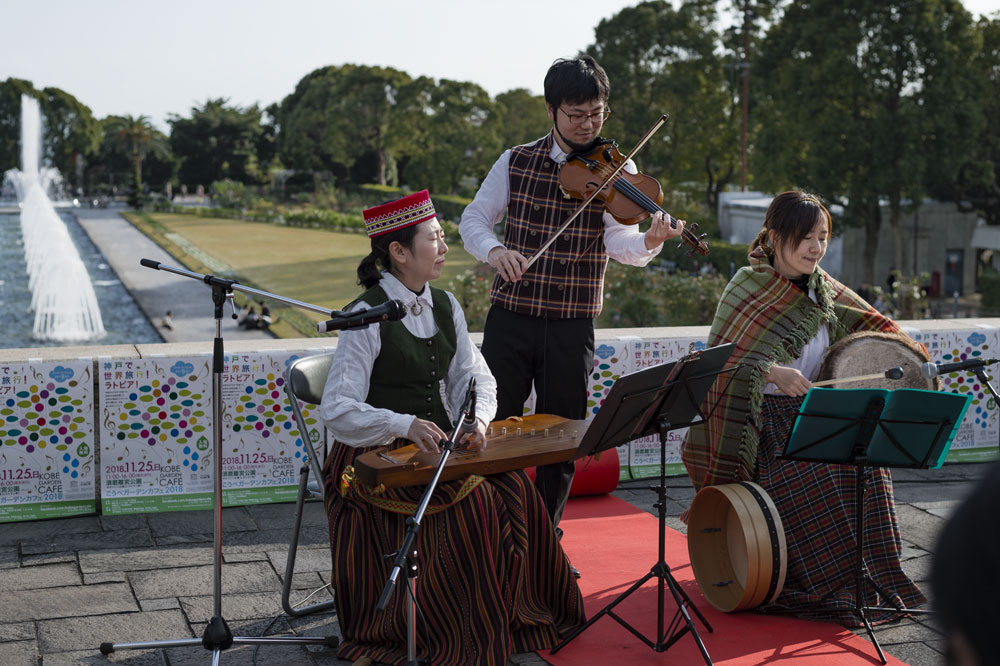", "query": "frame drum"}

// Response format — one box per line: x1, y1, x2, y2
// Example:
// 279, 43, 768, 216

816, 330, 940, 391
687, 482, 787, 613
